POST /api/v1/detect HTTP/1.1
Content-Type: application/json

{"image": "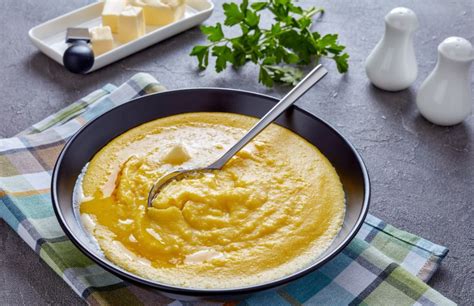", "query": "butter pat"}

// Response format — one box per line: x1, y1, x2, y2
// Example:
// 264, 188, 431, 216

162, 143, 191, 165
89, 26, 114, 56
184, 249, 224, 265
134, 0, 185, 26
102, 0, 127, 33
118, 6, 146, 43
